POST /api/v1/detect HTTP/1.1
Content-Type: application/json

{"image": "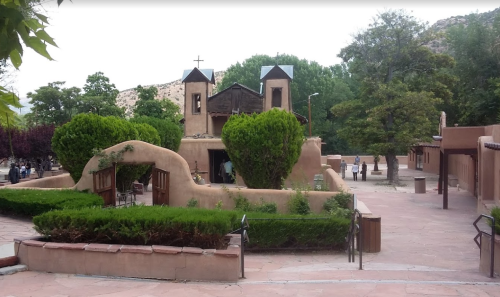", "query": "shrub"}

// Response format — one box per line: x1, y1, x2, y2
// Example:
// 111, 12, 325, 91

0, 189, 103, 217
222, 109, 304, 189
52, 114, 138, 182
288, 189, 310, 215
491, 207, 500, 235
253, 199, 278, 214
234, 212, 350, 249
323, 192, 353, 219
33, 206, 238, 249
130, 116, 182, 151
187, 198, 198, 208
